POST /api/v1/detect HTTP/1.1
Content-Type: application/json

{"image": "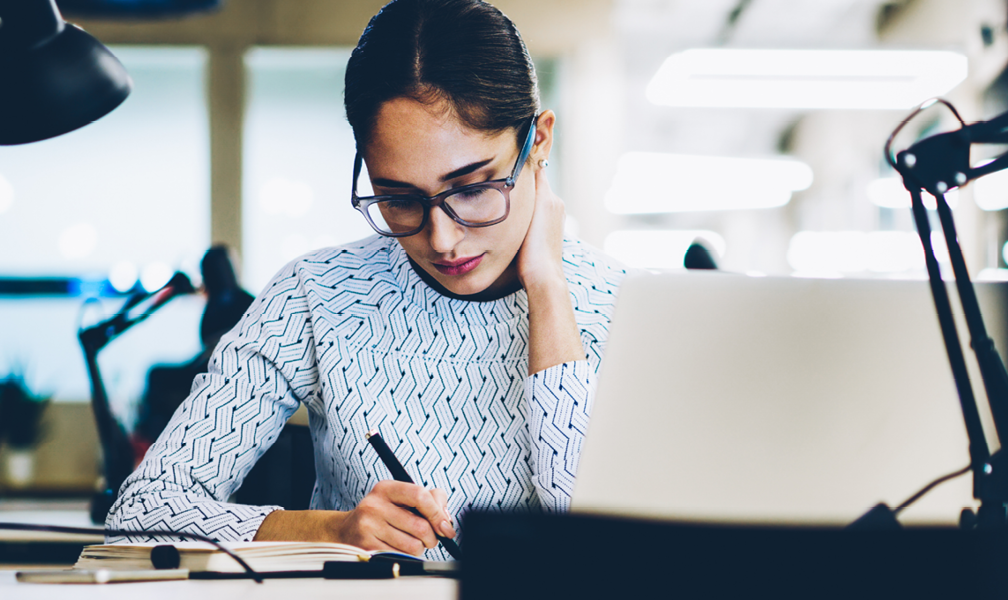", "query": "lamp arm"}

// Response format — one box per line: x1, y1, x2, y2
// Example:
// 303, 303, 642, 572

900, 184, 991, 470
896, 117, 1008, 445
890, 100, 1008, 528
76, 272, 194, 523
